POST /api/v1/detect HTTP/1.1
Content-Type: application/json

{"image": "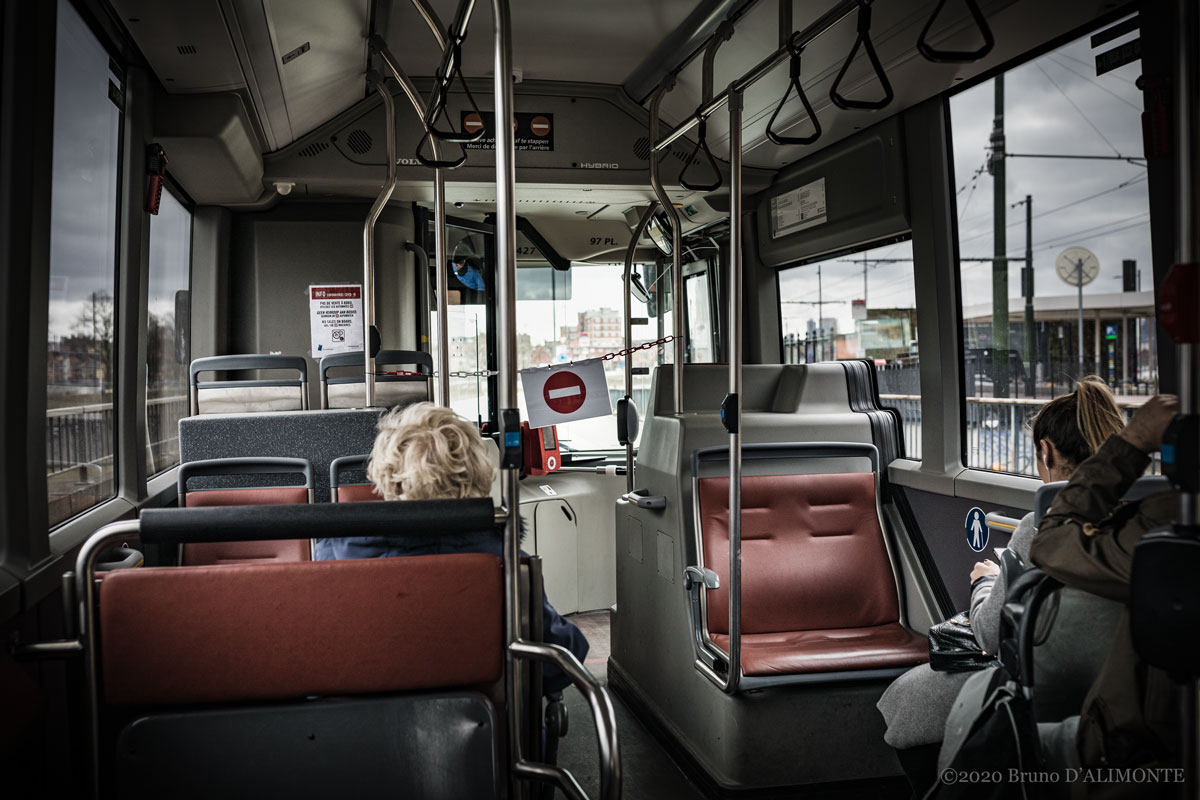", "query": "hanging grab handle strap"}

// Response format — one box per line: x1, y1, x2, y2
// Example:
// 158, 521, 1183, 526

917, 0, 995, 63
414, 128, 469, 169
678, 120, 723, 192
765, 37, 822, 146
423, 46, 487, 145
677, 20, 734, 193
829, 0, 893, 112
